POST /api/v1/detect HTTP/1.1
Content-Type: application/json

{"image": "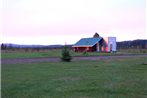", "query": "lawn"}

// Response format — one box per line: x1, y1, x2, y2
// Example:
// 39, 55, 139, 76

1, 49, 62, 59
1, 49, 116, 59
2, 48, 146, 59
2, 57, 147, 98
